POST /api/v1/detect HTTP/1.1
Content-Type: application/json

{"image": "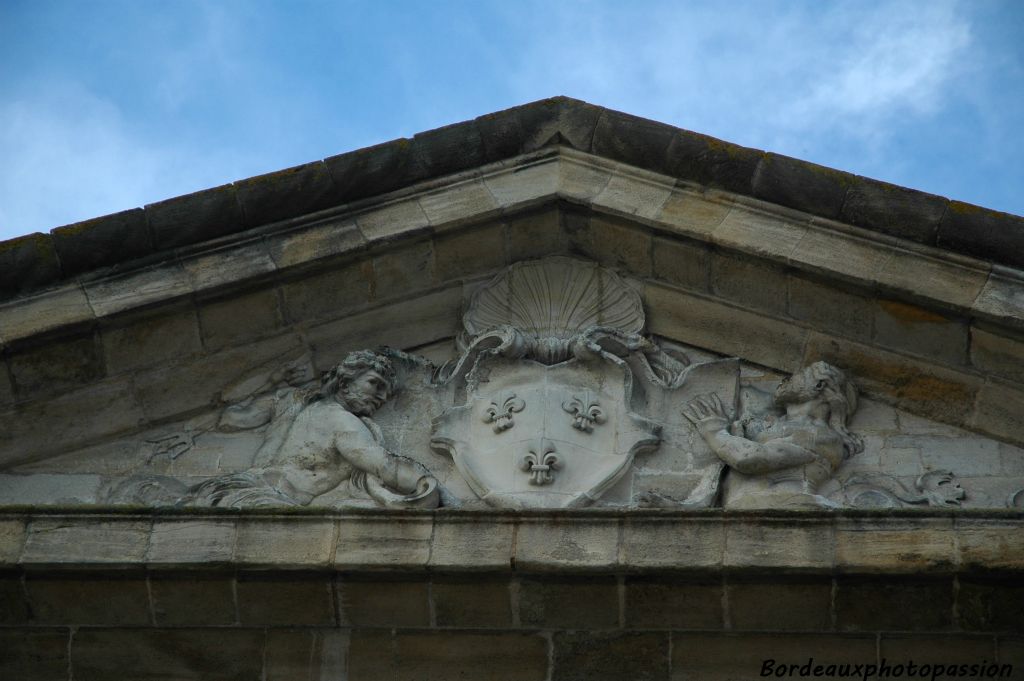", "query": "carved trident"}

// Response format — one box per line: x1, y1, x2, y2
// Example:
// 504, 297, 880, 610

482, 392, 525, 433
522, 440, 560, 486
562, 391, 605, 433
